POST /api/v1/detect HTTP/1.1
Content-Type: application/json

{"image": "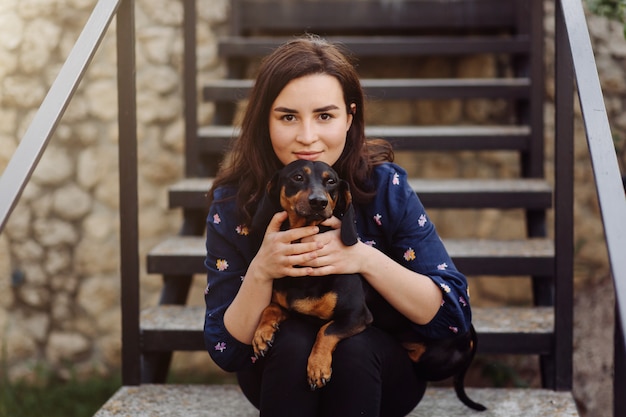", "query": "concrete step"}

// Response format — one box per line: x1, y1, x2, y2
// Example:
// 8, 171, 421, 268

165, 177, 552, 210
139, 305, 554, 355
147, 236, 554, 276
197, 125, 532, 153
94, 384, 579, 417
